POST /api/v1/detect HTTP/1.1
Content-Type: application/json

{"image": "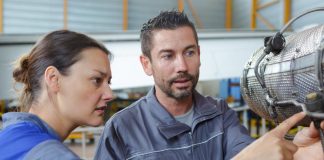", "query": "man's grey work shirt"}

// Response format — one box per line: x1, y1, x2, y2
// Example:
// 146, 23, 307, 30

95, 87, 254, 160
